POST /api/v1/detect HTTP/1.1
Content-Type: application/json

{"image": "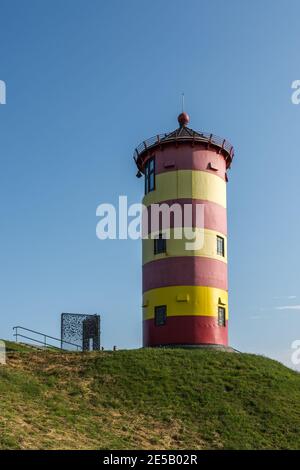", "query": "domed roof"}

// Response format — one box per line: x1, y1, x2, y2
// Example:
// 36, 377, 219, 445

134, 114, 234, 172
